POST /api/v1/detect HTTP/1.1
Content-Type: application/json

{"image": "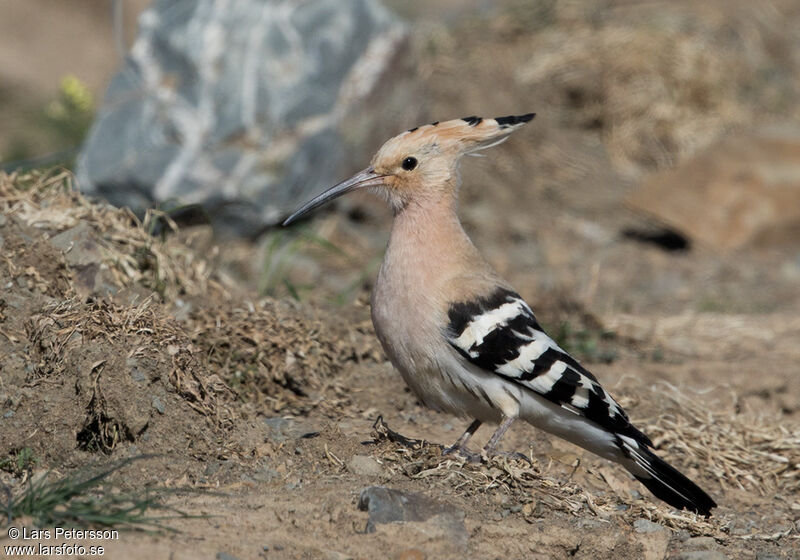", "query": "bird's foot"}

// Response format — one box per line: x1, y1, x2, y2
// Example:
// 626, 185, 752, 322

442, 444, 483, 464
483, 450, 533, 466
